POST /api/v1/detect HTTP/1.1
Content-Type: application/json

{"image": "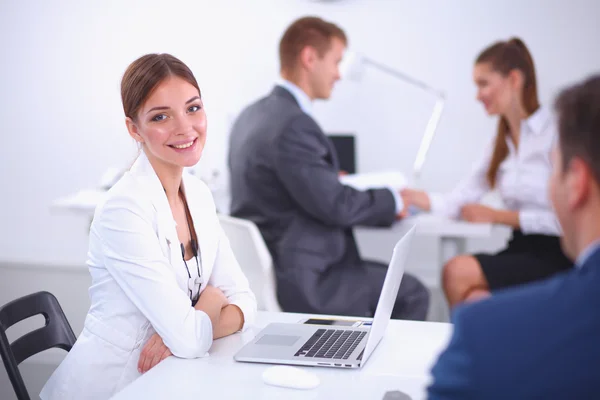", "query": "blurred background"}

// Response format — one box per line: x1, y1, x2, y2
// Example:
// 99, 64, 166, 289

1, 0, 599, 397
